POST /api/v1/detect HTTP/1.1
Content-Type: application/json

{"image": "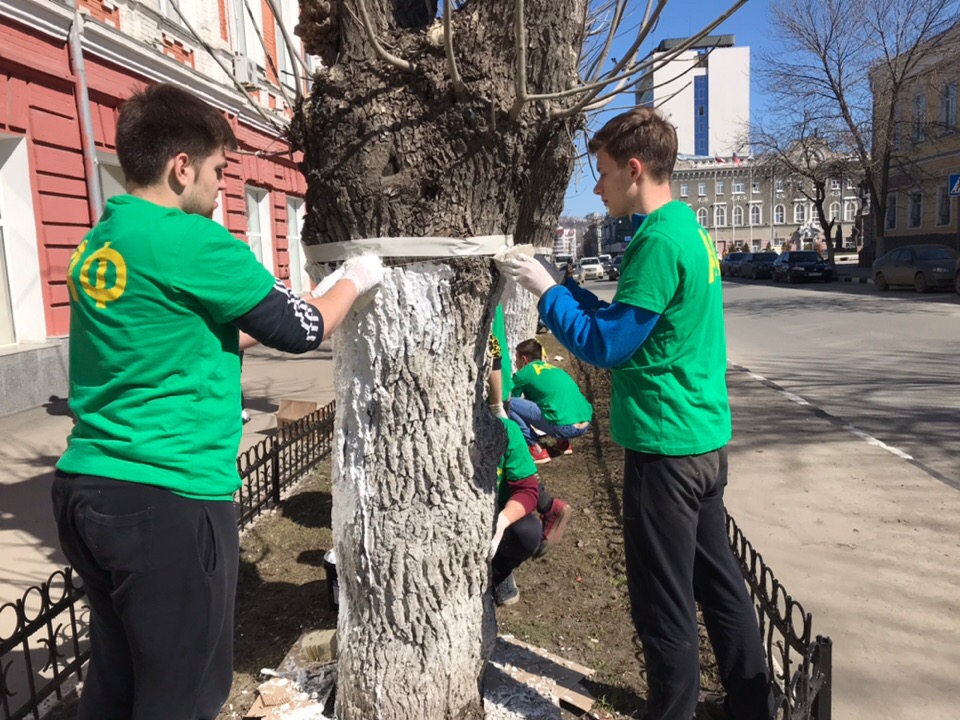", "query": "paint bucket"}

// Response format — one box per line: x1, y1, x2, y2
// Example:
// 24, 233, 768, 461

323, 548, 339, 612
